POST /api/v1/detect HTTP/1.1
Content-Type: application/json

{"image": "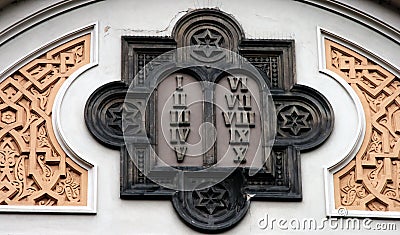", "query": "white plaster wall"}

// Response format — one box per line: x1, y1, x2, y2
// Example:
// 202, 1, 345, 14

338, 0, 400, 29
0, 0, 399, 234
